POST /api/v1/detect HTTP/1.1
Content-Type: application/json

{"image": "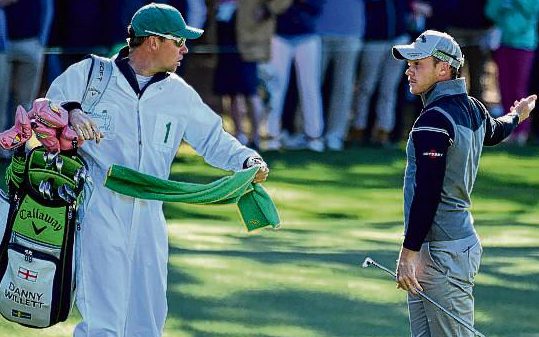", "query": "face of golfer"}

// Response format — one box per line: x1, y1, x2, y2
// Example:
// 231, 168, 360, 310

405, 56, 445, 95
